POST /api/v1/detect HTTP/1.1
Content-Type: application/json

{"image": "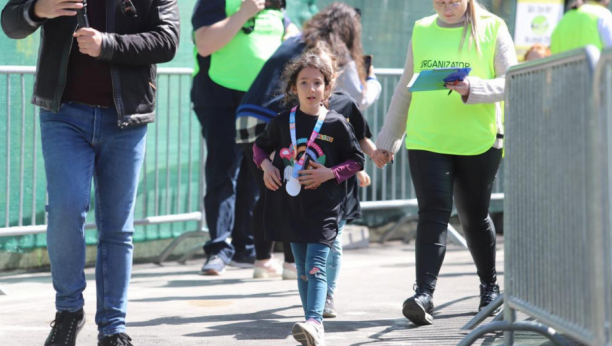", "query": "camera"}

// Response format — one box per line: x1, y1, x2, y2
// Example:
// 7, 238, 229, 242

265, 0, 285, 10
